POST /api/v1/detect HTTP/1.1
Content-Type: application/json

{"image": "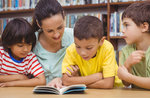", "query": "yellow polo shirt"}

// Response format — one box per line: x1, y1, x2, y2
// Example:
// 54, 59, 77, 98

62, 40, 122, 87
